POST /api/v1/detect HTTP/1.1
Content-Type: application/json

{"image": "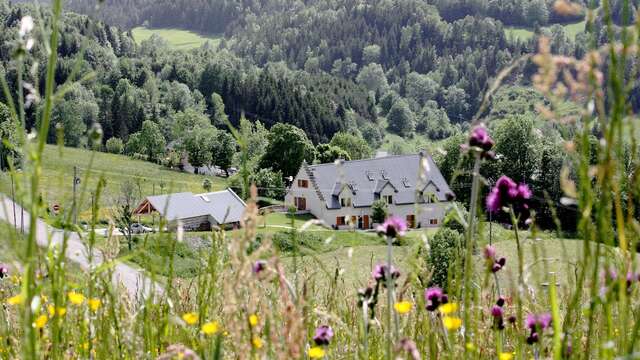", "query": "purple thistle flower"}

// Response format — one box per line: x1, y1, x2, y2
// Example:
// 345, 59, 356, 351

525, 313, 552, 344
440, 294, 449, 304
313, 325, 334, 346
526, 331, 539, 344
483, 245, 496, 260
486, 175, 532, 216
496, 296, 505, 307
484, 245, 506, 273
376, 215, 408, 238
466, 124, 495, 160
469, 124, 495, 151
526, 313, 552, 330
491, 305, 503, 317
507, 315, 517, 324
372, 263, 400, 284
252, 260, 267, 275
424, 287, 447, 311
0, 264, 8, 279
425, 287, 443, 301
